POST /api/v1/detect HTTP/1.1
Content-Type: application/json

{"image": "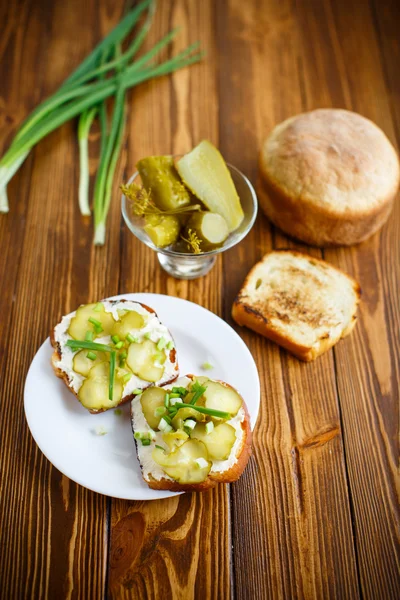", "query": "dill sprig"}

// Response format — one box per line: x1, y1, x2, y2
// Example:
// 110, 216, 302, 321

181, 229, 202, 254
121, 182, 201, 217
